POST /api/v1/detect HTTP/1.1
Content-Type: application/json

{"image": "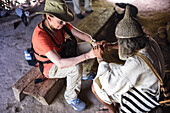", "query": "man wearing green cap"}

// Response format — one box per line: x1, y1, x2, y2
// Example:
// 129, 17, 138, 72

91, 5, 165, 113
32, 0, 97, 111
